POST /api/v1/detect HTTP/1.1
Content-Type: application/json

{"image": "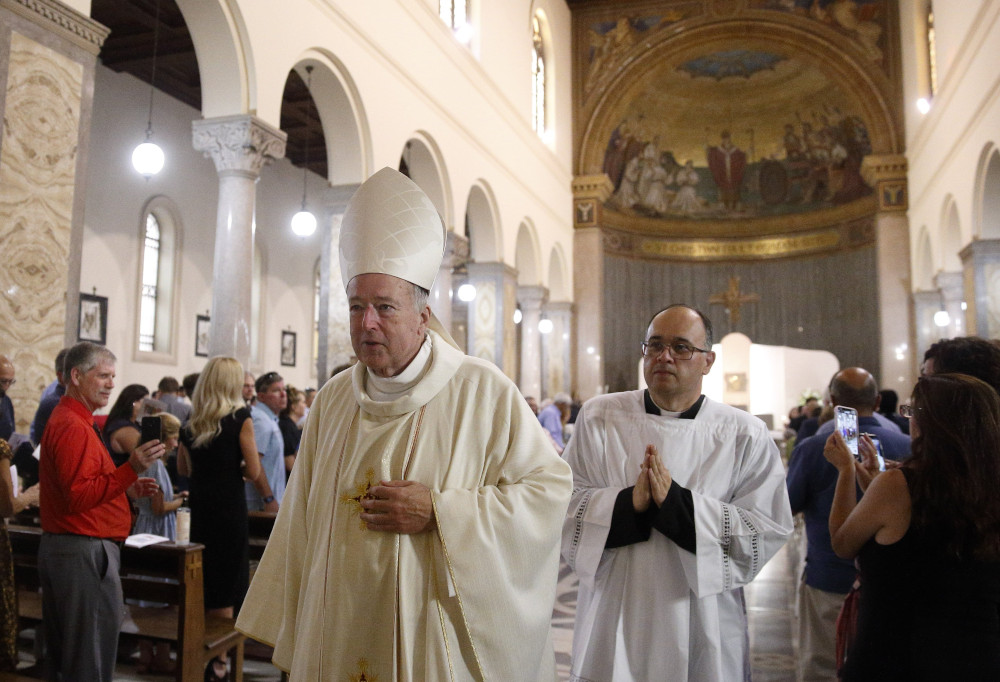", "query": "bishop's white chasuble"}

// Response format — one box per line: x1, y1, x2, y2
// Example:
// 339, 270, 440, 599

237, 332, 572, 681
